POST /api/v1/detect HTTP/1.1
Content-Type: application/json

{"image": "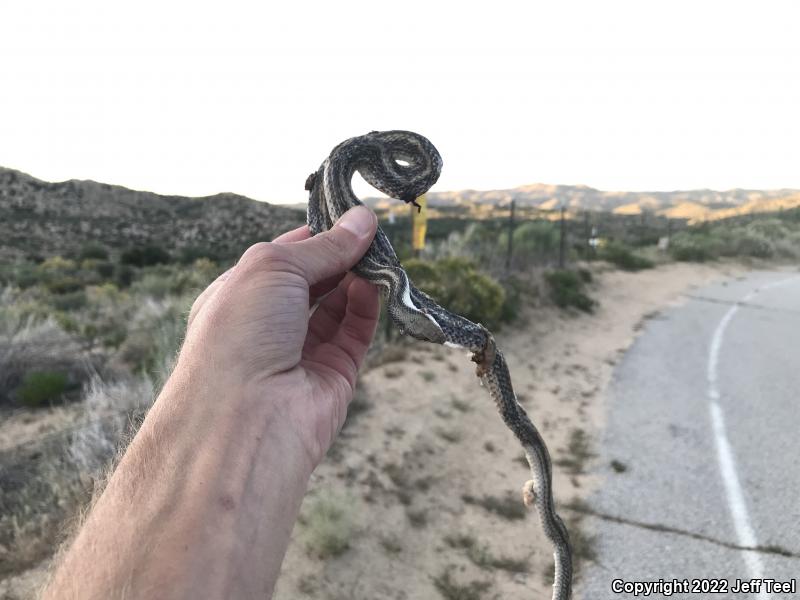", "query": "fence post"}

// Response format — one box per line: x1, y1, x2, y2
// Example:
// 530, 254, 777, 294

558, 205, 566, 269
505, 199, 515, 272
583, 211, 591, 259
